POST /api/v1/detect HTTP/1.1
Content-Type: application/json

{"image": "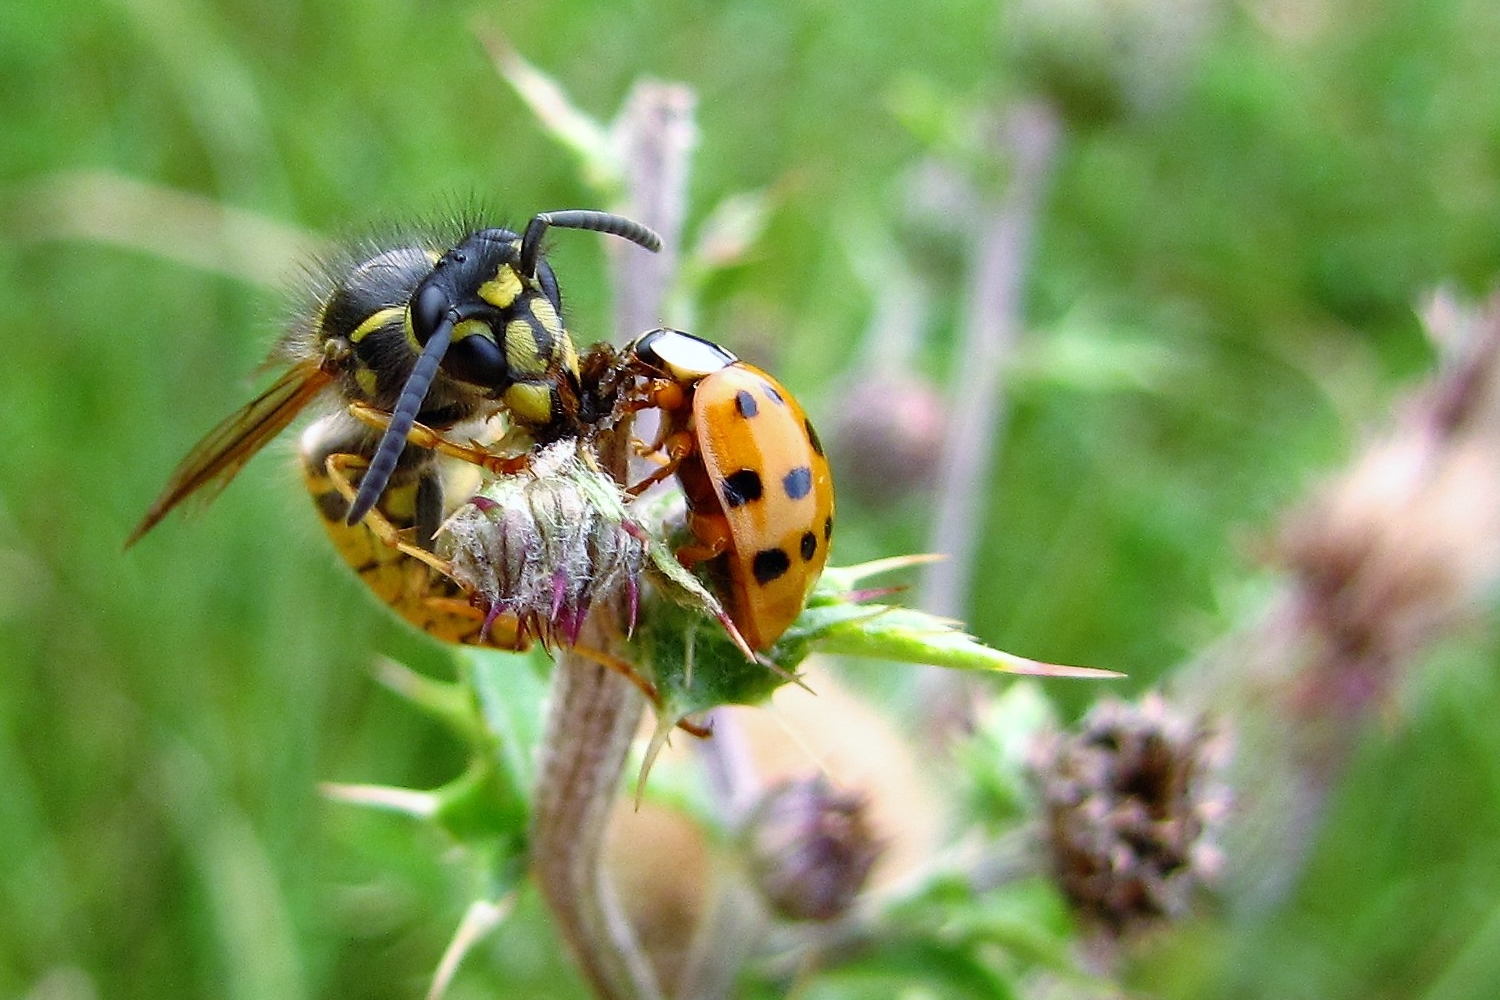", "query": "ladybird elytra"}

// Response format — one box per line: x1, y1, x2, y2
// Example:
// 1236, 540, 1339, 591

626, 328, 834, 651
693, 362, 833, 650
